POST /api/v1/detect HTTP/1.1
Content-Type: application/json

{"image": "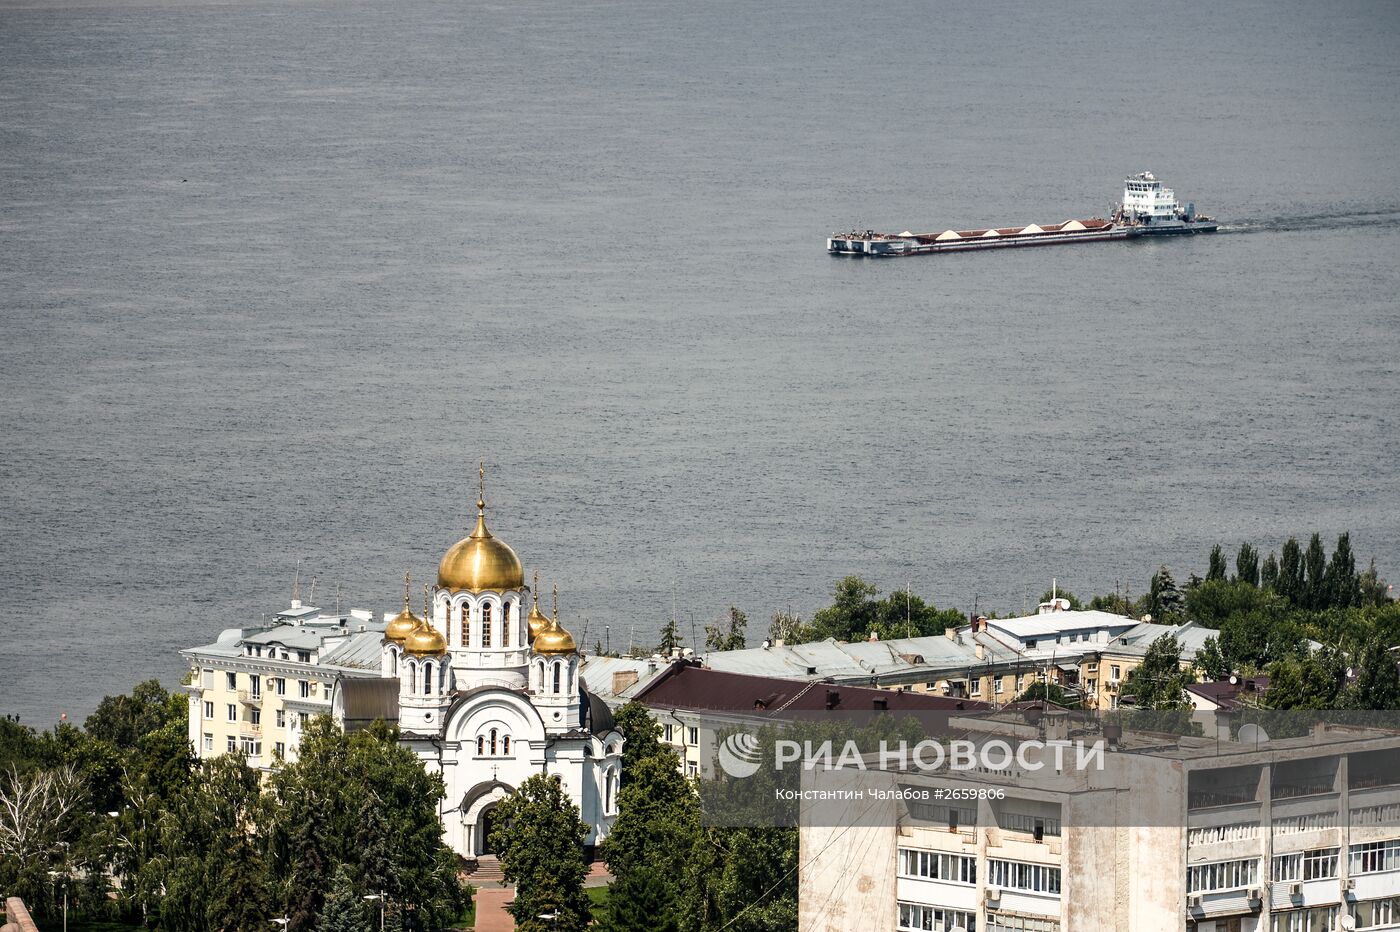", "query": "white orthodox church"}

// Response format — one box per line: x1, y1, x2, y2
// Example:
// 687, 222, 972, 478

332, 479, 622, 860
